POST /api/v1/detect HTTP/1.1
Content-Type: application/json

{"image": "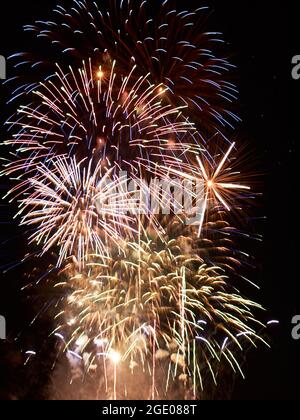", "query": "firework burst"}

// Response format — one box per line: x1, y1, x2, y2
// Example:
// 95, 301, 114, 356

53, 218, 267, 399
1, 0, 269, 401
17, 0, 239, 139
3, 60, 196, 177
18, 156, 137, 267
